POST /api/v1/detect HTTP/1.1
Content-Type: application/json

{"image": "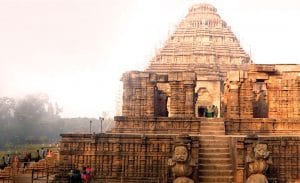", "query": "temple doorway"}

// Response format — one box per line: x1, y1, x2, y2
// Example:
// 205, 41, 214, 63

253, 81, 268, 118
195, 87, 213, 117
